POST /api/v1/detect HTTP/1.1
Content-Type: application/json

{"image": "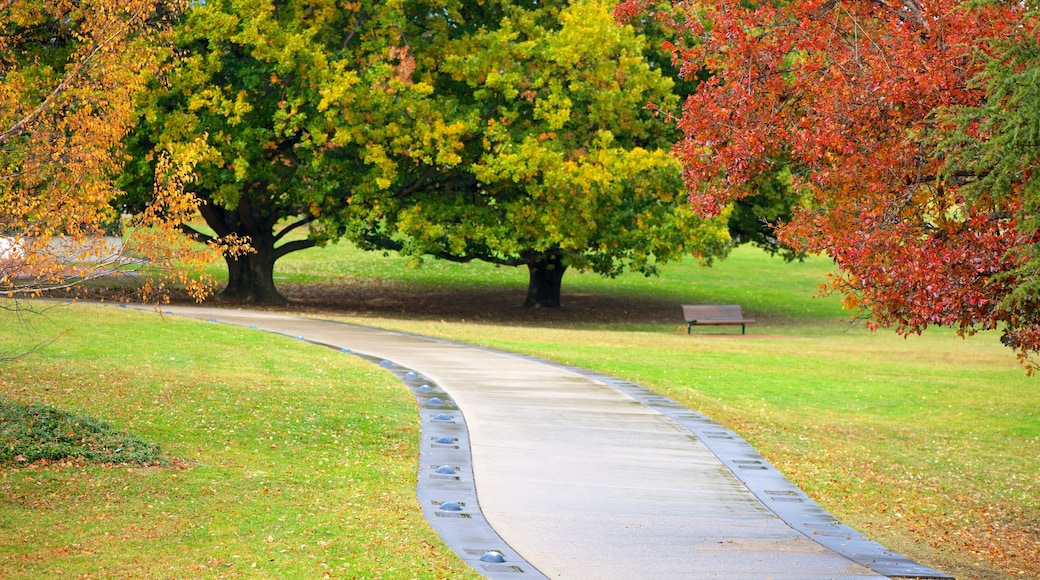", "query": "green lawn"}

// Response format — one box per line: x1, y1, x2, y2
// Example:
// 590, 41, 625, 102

278, 241, 1039, 580
273, 237, 842, 320
3, 241, 1038, 579
0, 304, 481, 579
